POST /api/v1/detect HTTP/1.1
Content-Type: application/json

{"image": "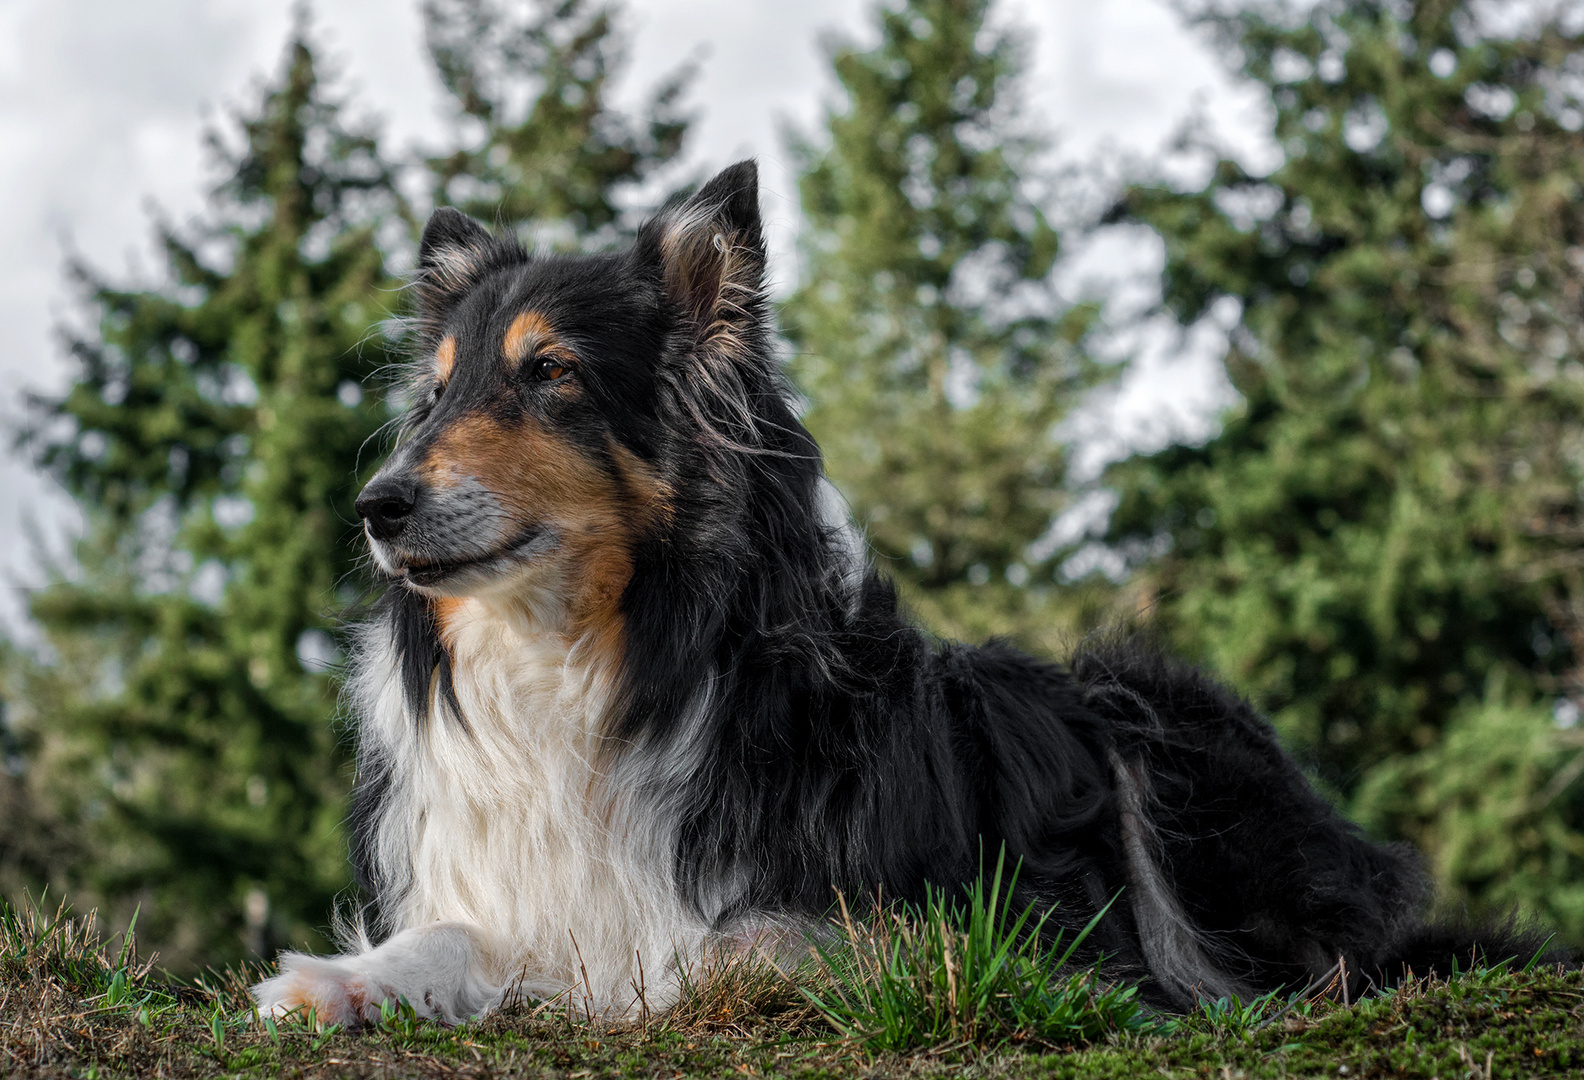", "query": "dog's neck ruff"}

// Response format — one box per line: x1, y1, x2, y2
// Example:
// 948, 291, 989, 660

351, 594, 711, 1007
